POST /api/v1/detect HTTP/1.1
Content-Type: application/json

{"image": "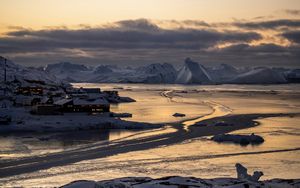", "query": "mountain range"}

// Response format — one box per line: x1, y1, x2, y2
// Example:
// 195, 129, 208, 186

1, 57, 299, 85
44, 58, 300, 84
